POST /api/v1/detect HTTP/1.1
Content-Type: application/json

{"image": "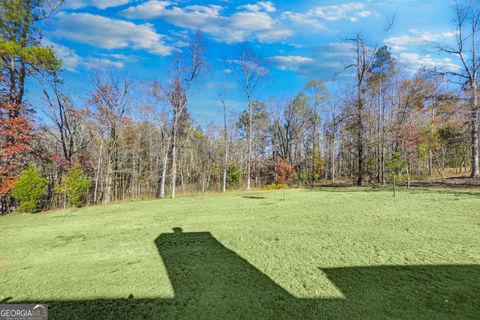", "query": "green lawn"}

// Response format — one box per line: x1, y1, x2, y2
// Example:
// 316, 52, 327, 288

1, 188, 479, 319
